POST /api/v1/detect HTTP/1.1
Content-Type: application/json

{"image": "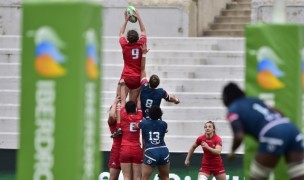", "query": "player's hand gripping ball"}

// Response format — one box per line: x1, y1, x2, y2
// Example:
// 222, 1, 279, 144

126, 5, 137, 23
